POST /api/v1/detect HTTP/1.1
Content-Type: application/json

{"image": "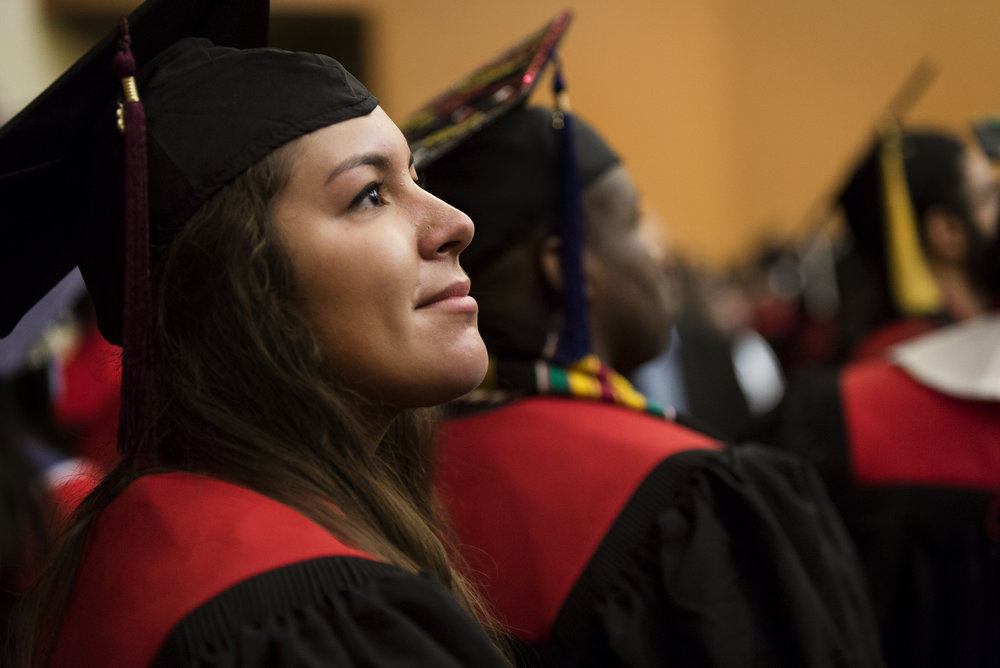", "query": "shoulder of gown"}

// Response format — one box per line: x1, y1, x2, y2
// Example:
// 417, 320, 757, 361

529, 443, 884, 668
153, 555, 509, 668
